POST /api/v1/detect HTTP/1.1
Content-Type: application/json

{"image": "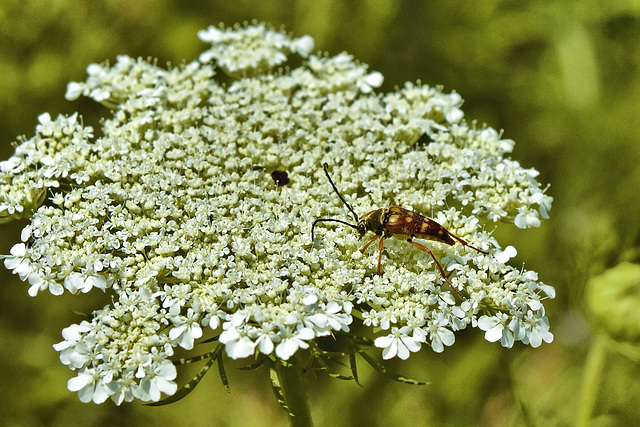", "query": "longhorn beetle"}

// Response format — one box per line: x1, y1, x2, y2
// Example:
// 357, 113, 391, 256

311, 163, 488, 296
